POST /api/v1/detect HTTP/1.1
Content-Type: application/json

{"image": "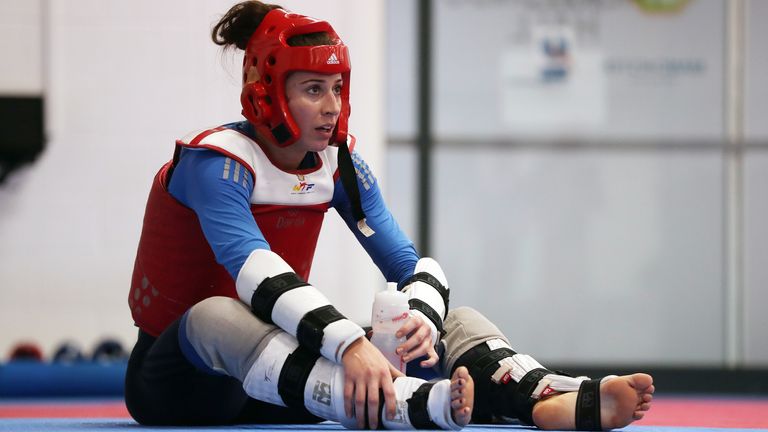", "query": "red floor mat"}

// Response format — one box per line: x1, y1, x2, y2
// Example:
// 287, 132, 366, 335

636, 397, 768, 428
1, 396, 767, 429
0, 401, 129, 418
